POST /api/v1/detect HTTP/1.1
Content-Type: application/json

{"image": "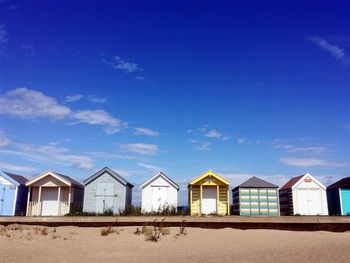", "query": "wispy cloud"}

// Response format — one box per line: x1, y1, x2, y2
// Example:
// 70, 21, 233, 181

0, 88, 125, 134
87, 96, 107, 104
102, 55, 142, 73
279, 157, 346, 168
0, 87, 72, 119
195, 142, 211, 151
0, 162, 38, 173
273, 139, 329, 154
66, 94, 83, 103
0, 130, 11, 147
1, 143, 95, 171
137, 162, 162, 172
205, 129, 222, 138
134, 127, 159, 137
309, 36, 346, 61
0, 24, 8, 44
72, 110, 125, 134
120, 143, 159, 155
